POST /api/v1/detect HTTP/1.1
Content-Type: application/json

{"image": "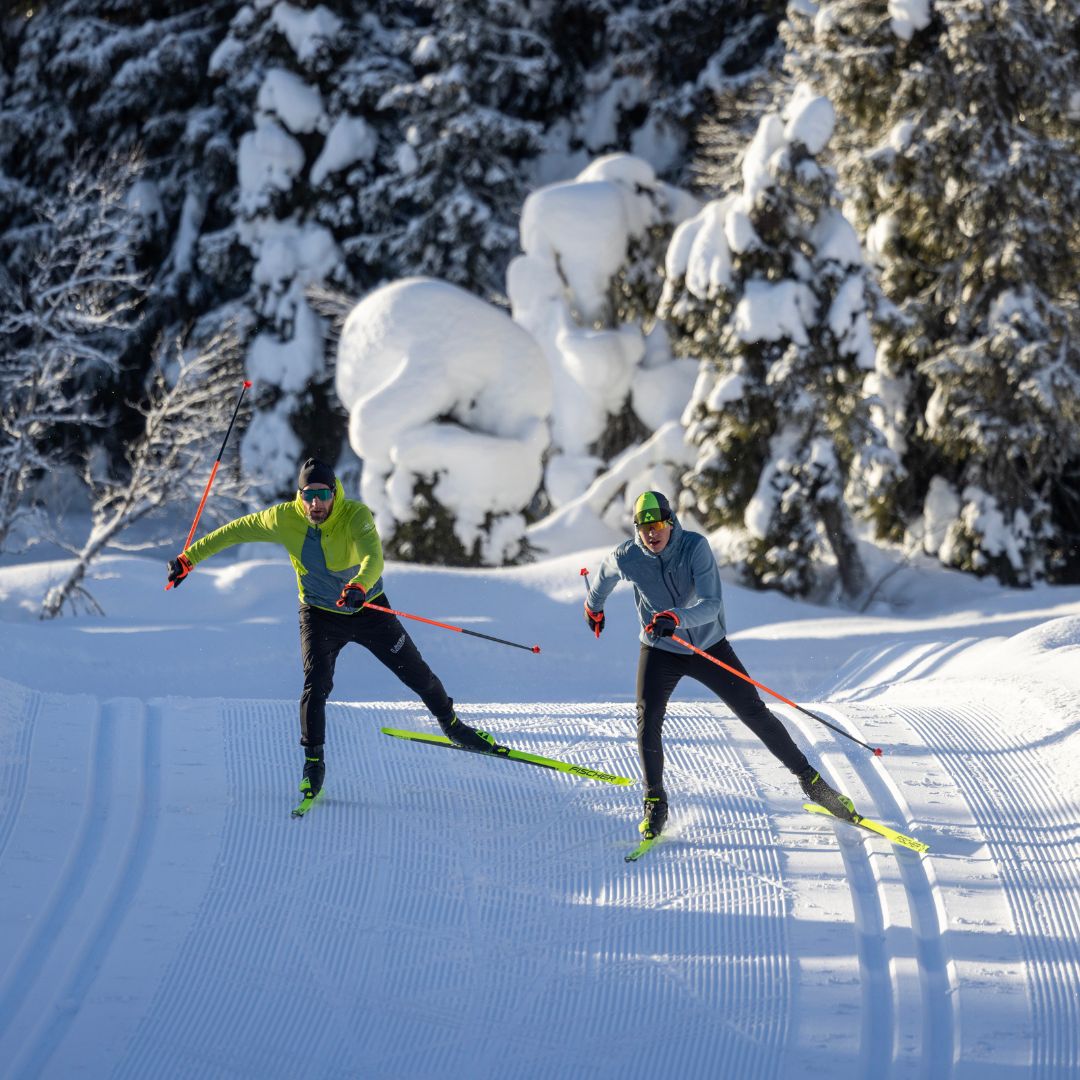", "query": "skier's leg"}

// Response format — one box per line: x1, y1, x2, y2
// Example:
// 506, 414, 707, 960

688, 638, 811, 774
634, 645, 685, 806
299, 605, 349, 748
358, 600, 501, 751
687, 639, 854, 819
352, 595, 455, 719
